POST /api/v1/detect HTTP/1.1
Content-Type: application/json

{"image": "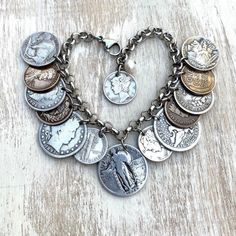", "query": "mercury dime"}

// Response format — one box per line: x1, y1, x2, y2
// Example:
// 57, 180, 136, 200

181, 67, 216, 95
21, 32, 60, 67
138, 126, 172, 162
164, 97, 200, 128
36, 95, 73, 125
182, 36, 219, 71
24, 65, 60, 92
25, 79, 66, 111
174, 82, 214, 115
39, 112, 87, 158
154, 109, 201, 152
98, 144, 148, 197
103, 71, 137, 105
74, 128, 108, 164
